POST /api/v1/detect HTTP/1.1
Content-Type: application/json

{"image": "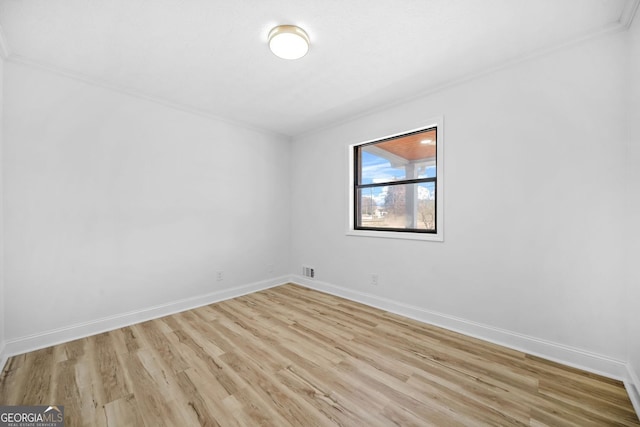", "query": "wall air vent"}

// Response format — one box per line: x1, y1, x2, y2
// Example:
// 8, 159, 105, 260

302, 266, 315, 279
